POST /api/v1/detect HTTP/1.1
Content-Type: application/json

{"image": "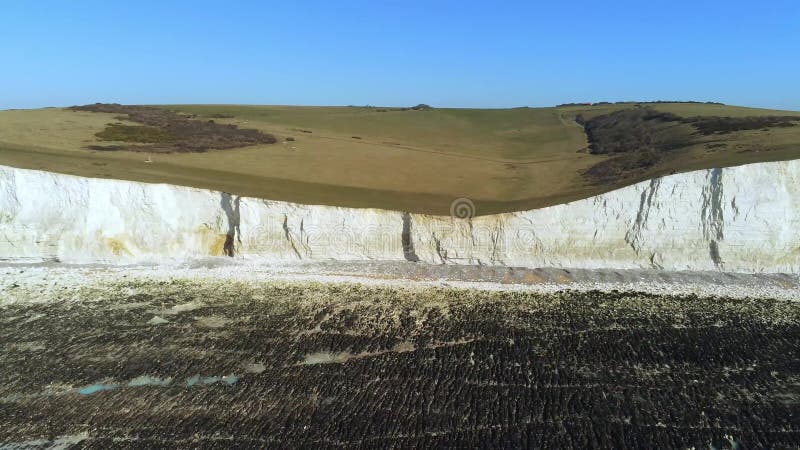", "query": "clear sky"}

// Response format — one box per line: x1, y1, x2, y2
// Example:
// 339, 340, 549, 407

2, 1, 799, 110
